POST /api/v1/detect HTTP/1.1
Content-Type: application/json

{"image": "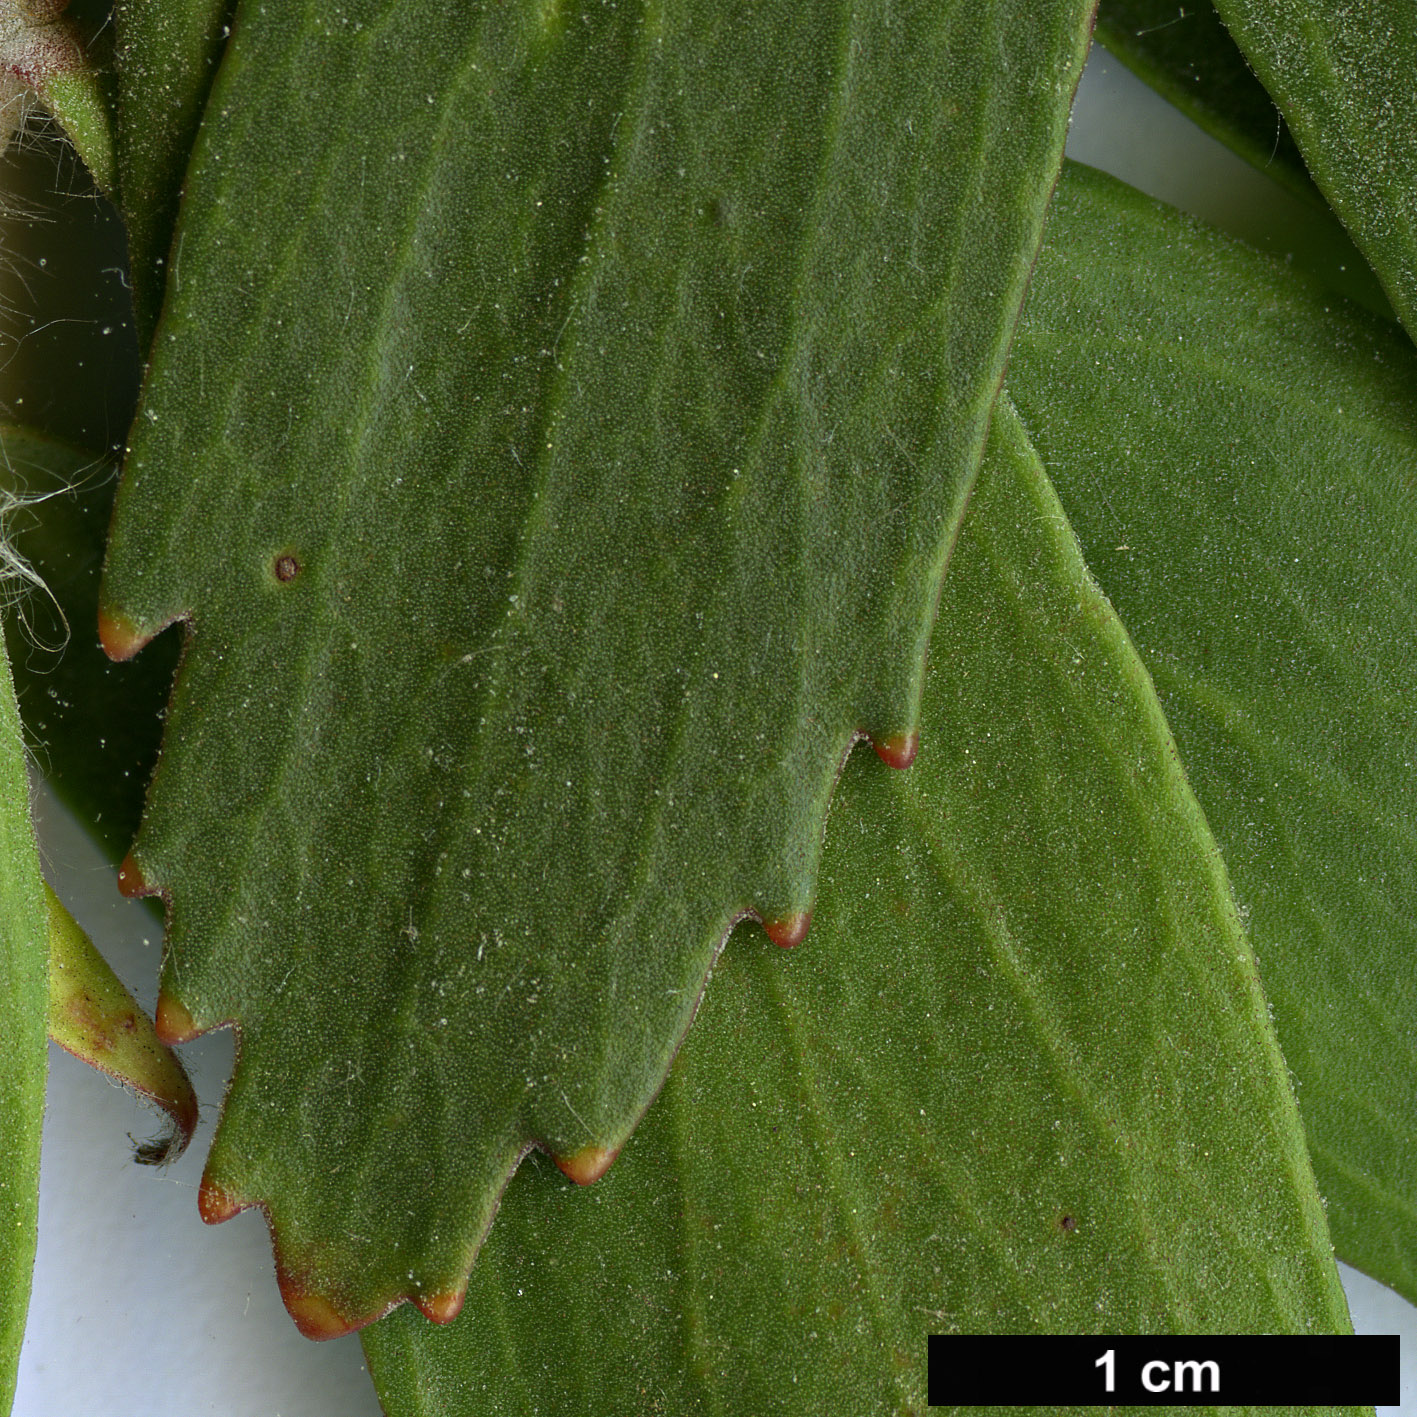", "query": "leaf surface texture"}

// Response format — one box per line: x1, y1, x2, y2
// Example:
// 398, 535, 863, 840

112, 0, 234, 338
361, 401, 1356, 1415
0, 561, 48, 1410
1211, 0, 1417, 338
1094, 0, 1318, 205
100, 0, 1095, 1330
1010, 160, 1417, 1301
